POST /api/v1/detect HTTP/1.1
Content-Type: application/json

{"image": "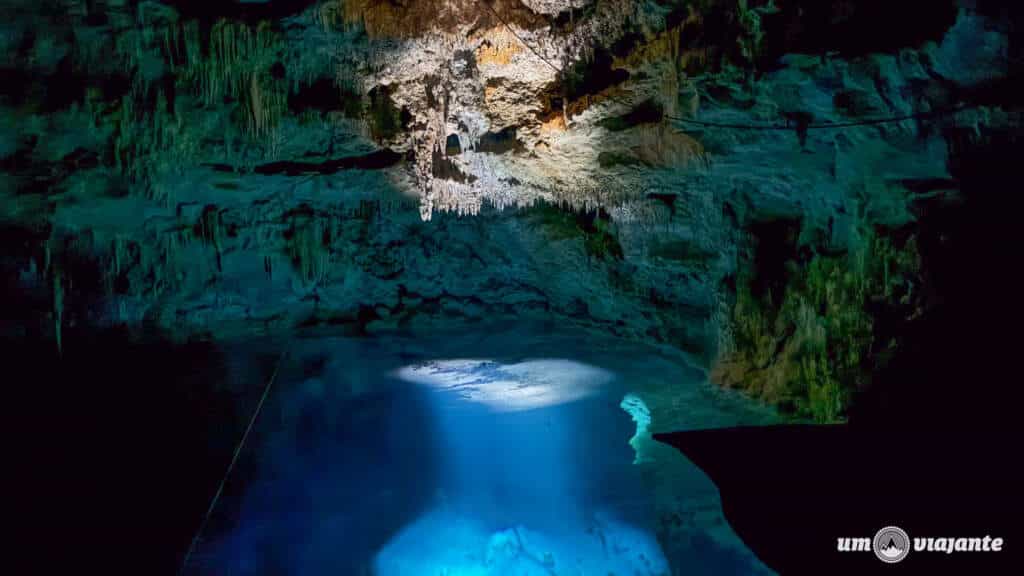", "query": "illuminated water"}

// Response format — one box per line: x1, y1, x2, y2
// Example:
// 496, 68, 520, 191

187, 327, 777, 575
